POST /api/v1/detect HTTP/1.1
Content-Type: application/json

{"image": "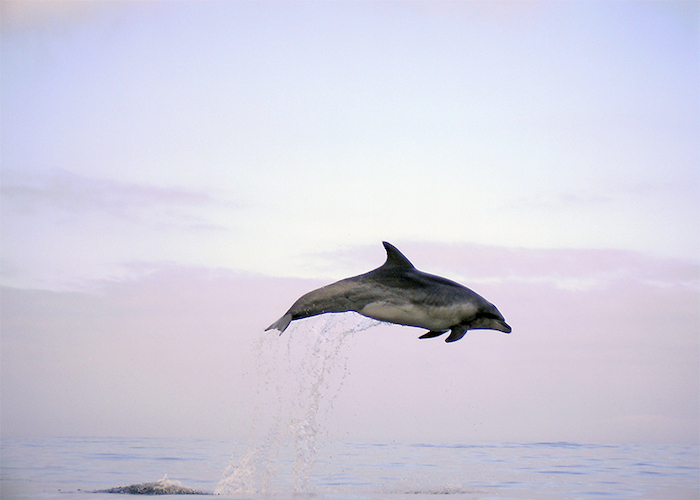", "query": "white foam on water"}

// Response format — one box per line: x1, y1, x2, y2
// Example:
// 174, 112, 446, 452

215, 314, 381, 496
